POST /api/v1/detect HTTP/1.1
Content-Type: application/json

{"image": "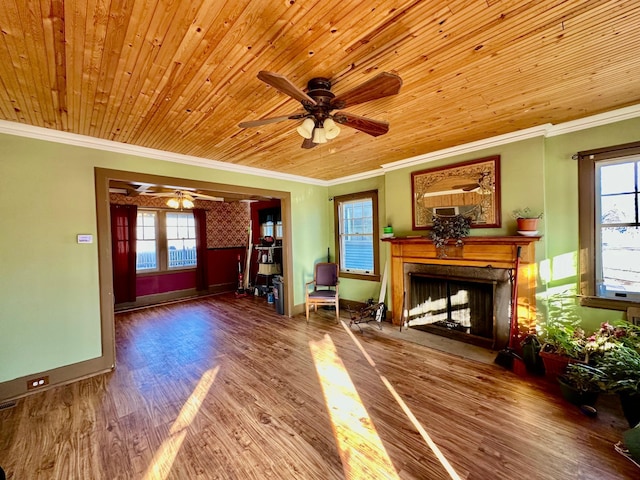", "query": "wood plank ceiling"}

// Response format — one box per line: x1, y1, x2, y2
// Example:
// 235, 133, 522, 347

1, 0, 639, 181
